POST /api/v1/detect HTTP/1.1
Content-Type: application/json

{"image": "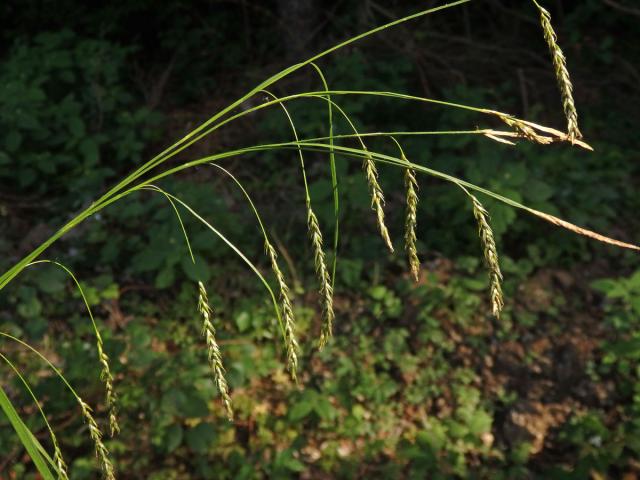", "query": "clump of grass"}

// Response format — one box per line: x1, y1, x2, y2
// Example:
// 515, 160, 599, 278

79, 399, 115, 480
197, 281, 233, 420
4, 3, 640, 477
532, 0, 582, 142
363, 147, 394, 252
